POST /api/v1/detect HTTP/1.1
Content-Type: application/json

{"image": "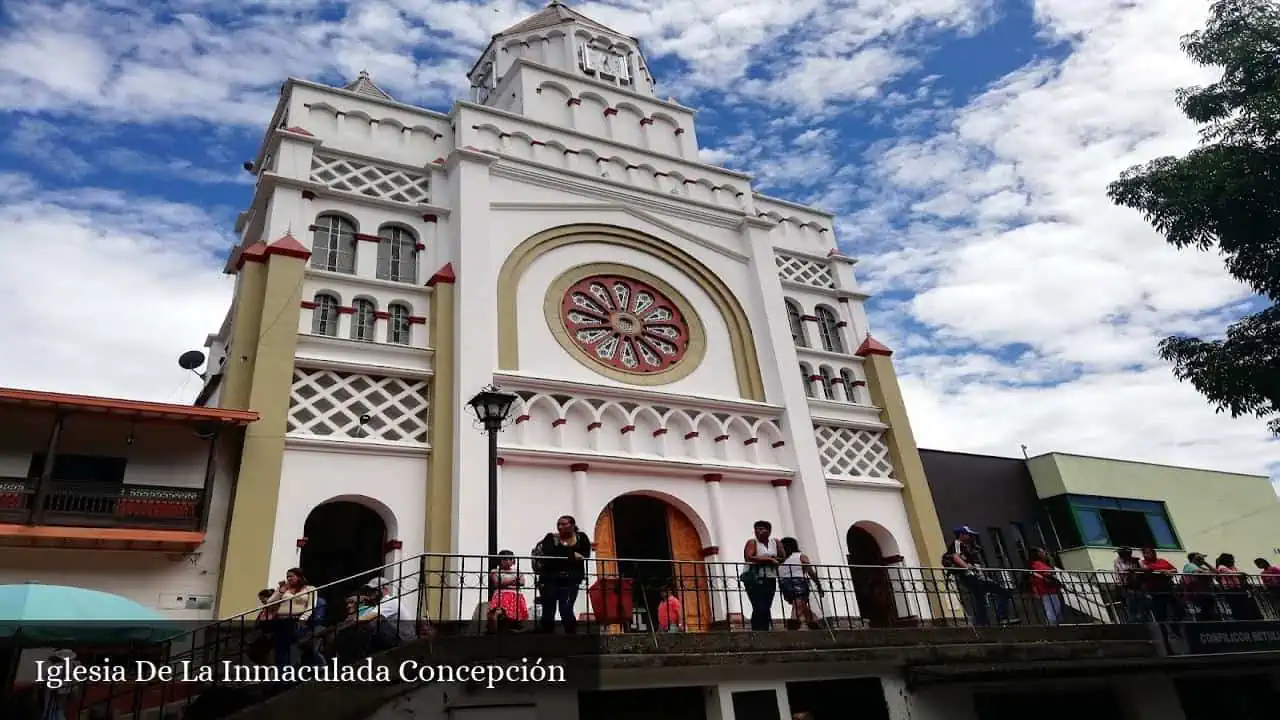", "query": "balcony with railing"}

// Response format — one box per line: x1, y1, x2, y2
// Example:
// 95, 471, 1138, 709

0, 478, 204, 531
64, 554, 1280, 719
